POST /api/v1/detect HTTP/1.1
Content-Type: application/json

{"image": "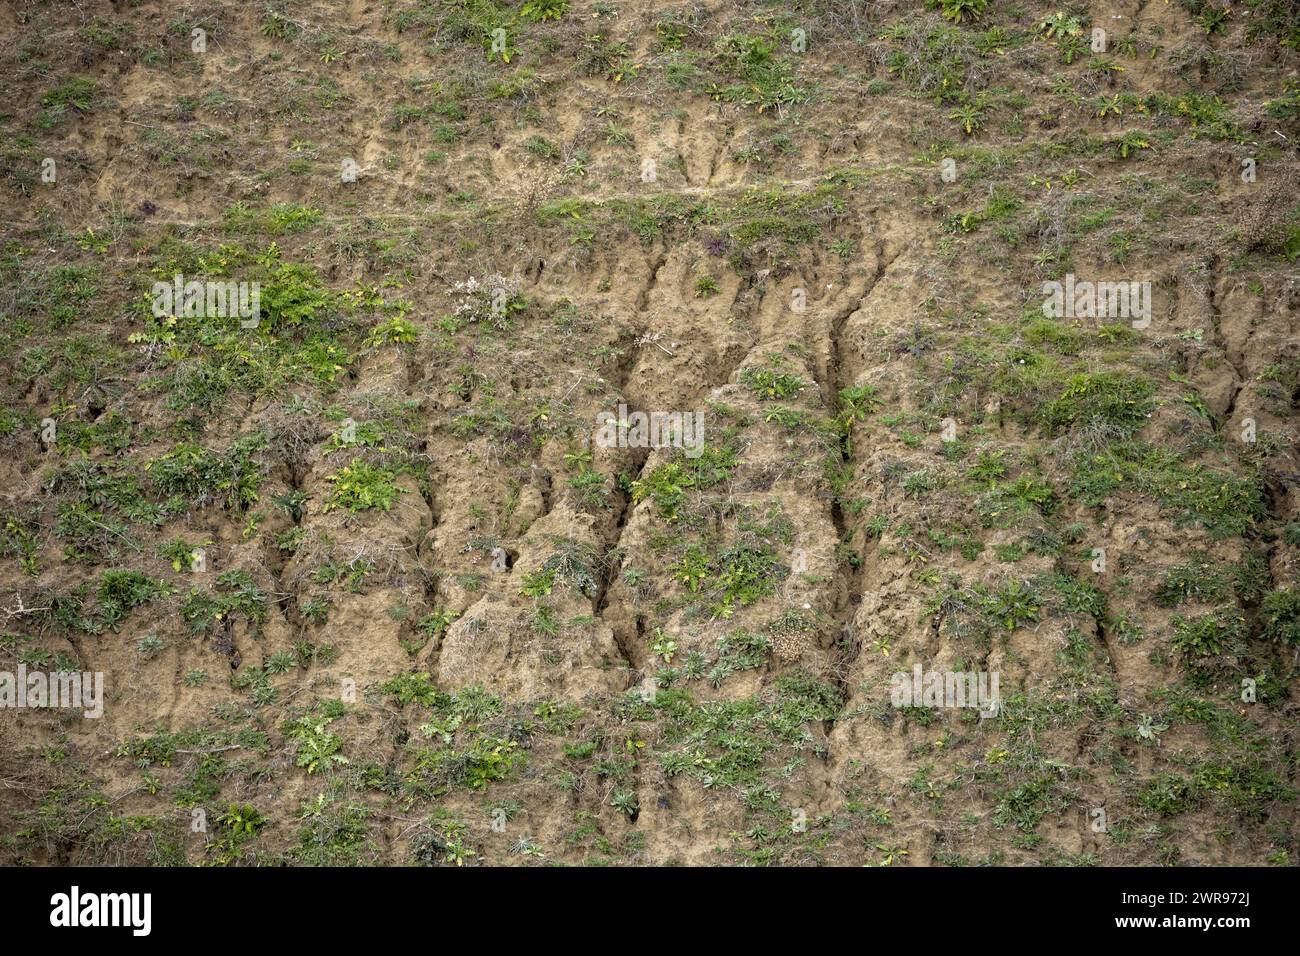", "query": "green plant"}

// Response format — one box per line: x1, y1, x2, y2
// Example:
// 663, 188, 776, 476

673, 547, 709, 592
285, 712, 349, 774
1057, 33, 1088, 63
936, 0, 988, 24
2, 517, 42, 575
1116, 131, 1151, 158
632, 463, 693, 521
136, 634, 166, 658
1140, 773, 1195, 816
1154, 554, 1231, 607
694, 275, 720, 298
838, 384, 882, 423
520, 567, 555, 597
1038, 13, 1082, 39
97, 571, 173, 631
417, 609, 460, 639
568, 468, 609, 509
265, 651, 296, 675
147, 435, 267, 513
649, 628, 678, 663
42, 77, 98, 114
261, 9, 297, 41
1136, 714, 1169, 744
217, 804, 267, 835
324, 460, 405, 513
966, 450, 1008, 485
1197, 6, 1230, 36
711, 545, 781, 613
521, 0, 568, 23
740, 366, 806, 400
180, 568, 268, 634
523, 135, 561, 160
443, 836, 477, 866
1171, 610, 1245, 658
158, 537, 209, 572
705, 33, 810, 112
610, 790, 639, 818
301, 598, 332, 625
521, 543, 599, 598
381, 671, 446, 709
413, 734, 523, 792
1041, 372, 1155, 436
983, 580, 1042, 633
366, 316, 419, 347
1258, 589, 1300, 645
948, 102, 985, 135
